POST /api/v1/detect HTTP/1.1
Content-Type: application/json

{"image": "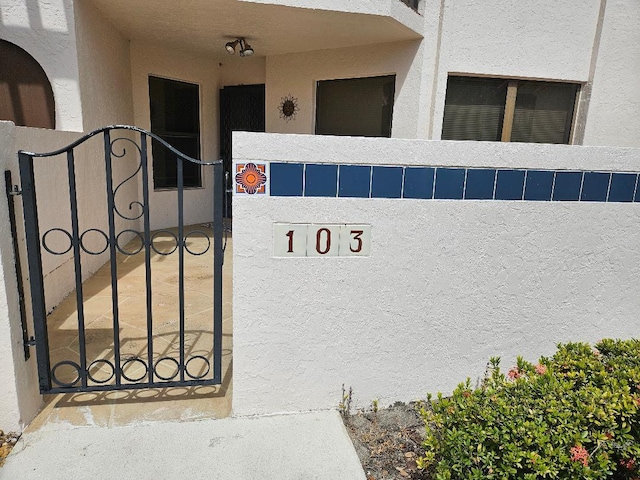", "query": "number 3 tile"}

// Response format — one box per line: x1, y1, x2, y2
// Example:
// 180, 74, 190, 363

339, 225, 371, 256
